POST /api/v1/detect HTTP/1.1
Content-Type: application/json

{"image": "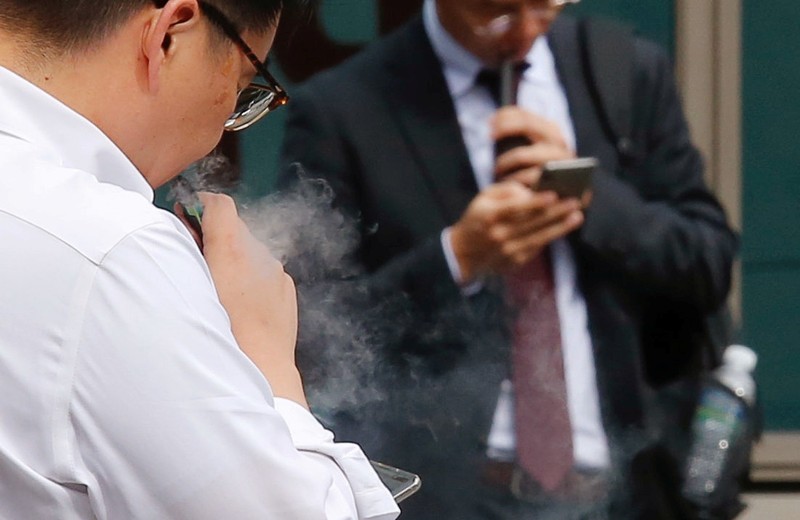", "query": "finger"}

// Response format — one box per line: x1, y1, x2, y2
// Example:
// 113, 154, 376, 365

475, 179, 545, 208
486, 188, 560, 223
581, 190, 594, 208
492, 107, 570, 148
495, 142, 574, 179
501, 210, 585, 266
499, 167, 543, 188
195, 192, 239, 238
196, 191, 237, 216
492, 198, 582, 241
